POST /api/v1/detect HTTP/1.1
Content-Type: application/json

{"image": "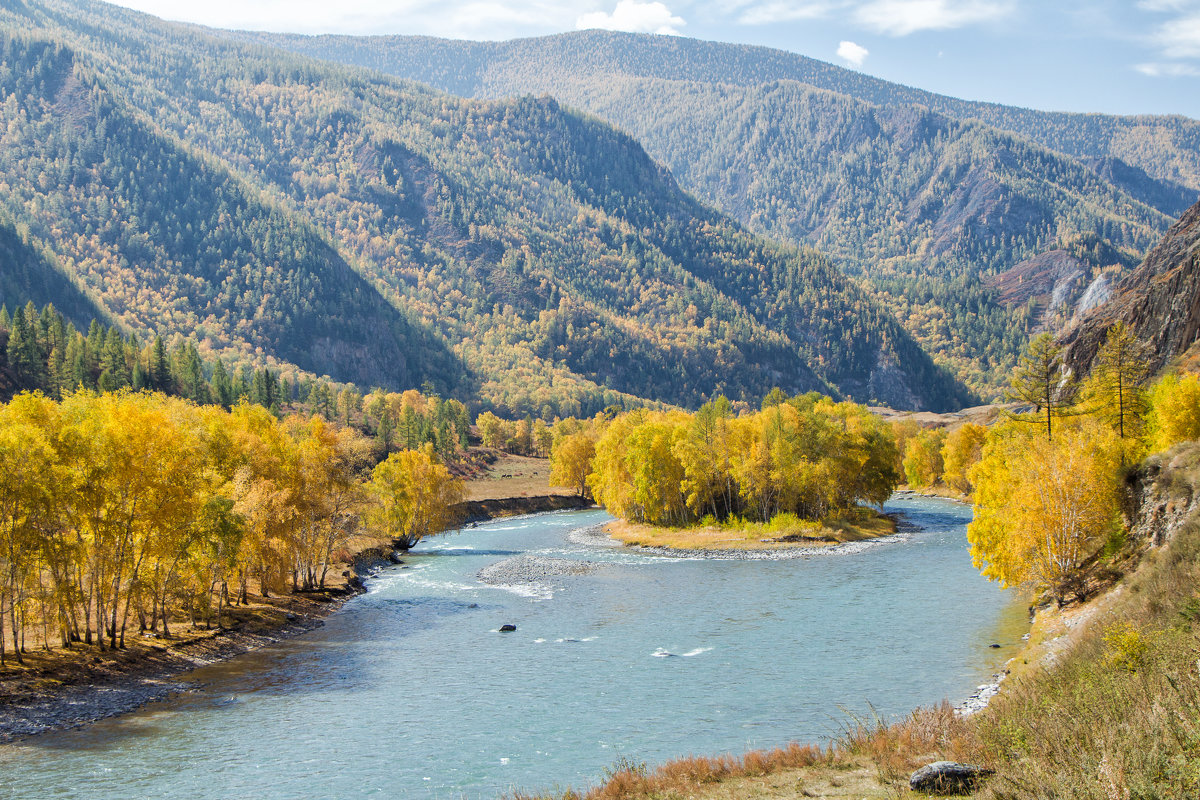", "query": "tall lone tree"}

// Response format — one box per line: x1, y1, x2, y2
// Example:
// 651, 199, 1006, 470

1007, 334, 1079, 440
1088, 322, 1150, 440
